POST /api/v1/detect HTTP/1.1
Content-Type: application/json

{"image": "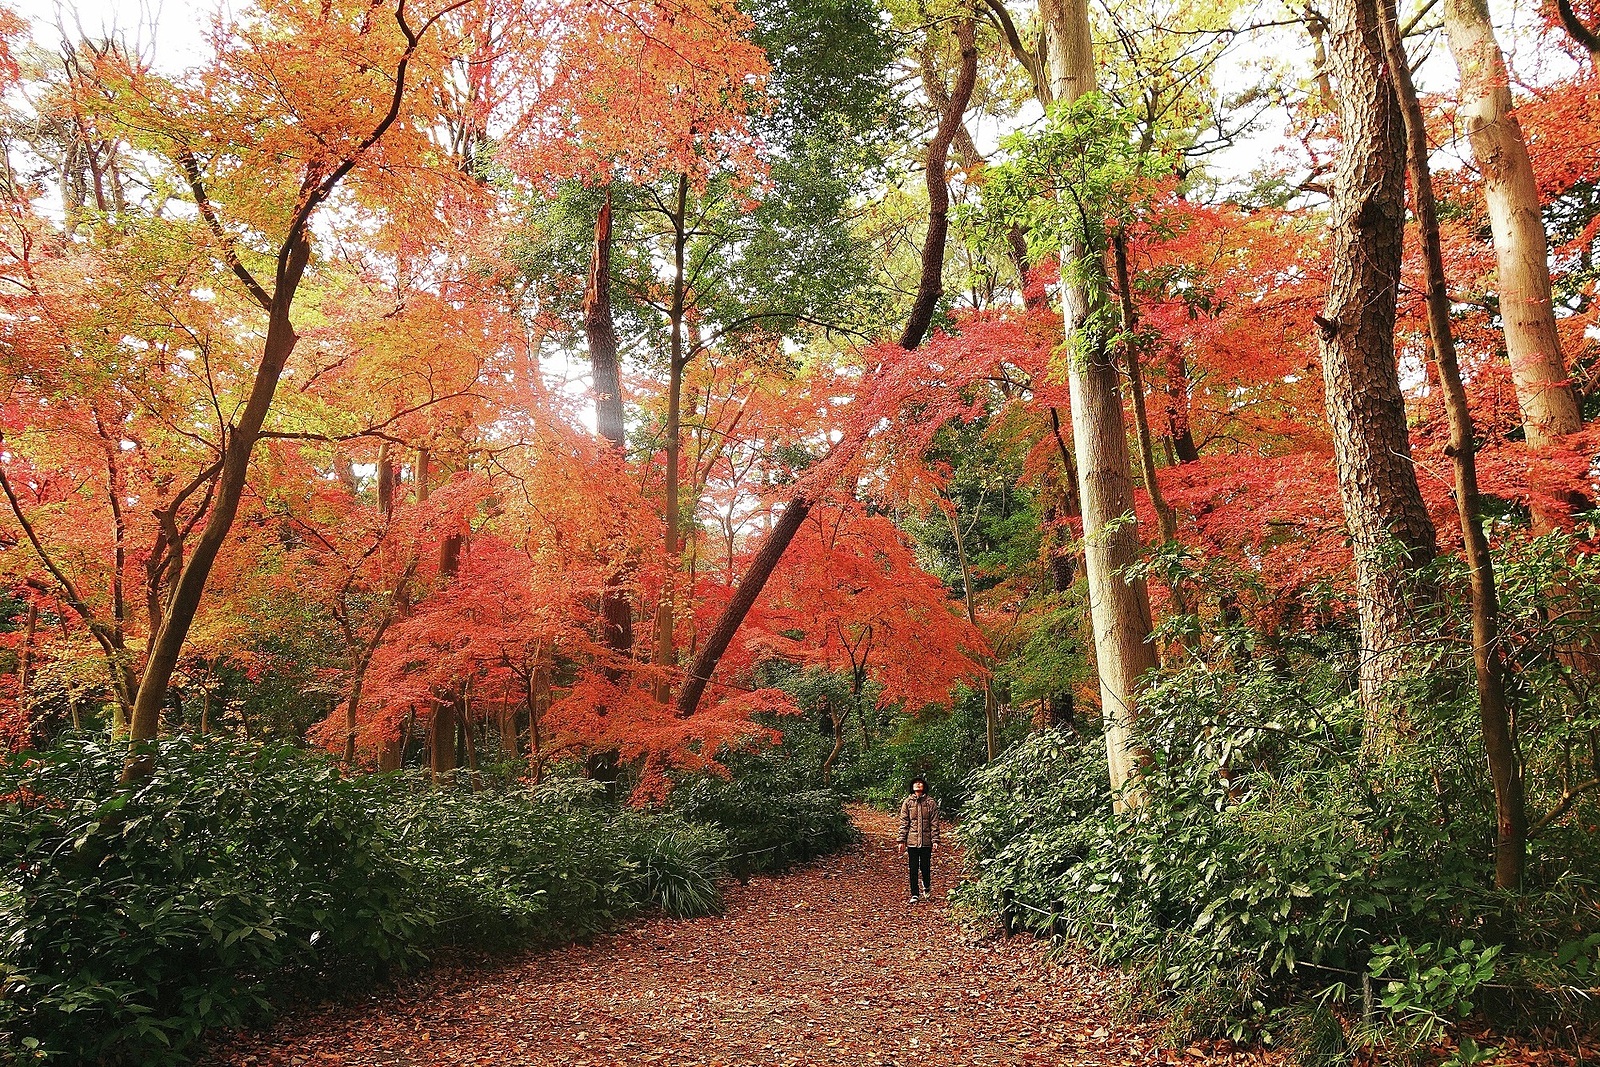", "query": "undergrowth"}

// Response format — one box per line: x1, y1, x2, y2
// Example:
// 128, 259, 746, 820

0, 736, 851, 1065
